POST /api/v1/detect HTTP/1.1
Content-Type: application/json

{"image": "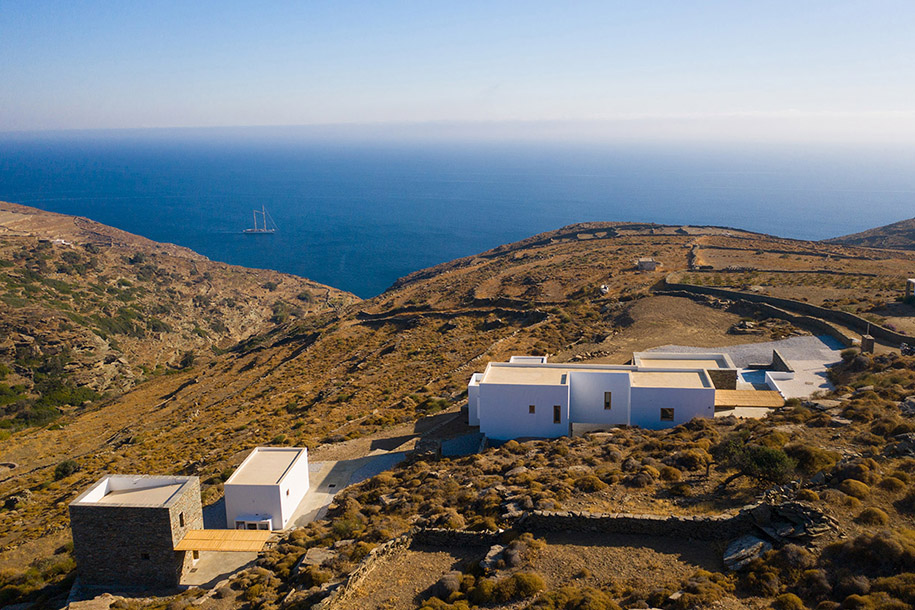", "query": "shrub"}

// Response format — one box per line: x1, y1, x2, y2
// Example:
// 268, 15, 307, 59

53, 459, 79, 480
529, 586, 622, 610
856, 507, 890, 526
838, 479, 871, 500
660, 465, 682, 481
773, 592, 806, 610
879, 477, 906, 493
574, 475, 608, 492
822, 529, 915, 578
797, 489, 820, 502
785, 443, 840, 475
